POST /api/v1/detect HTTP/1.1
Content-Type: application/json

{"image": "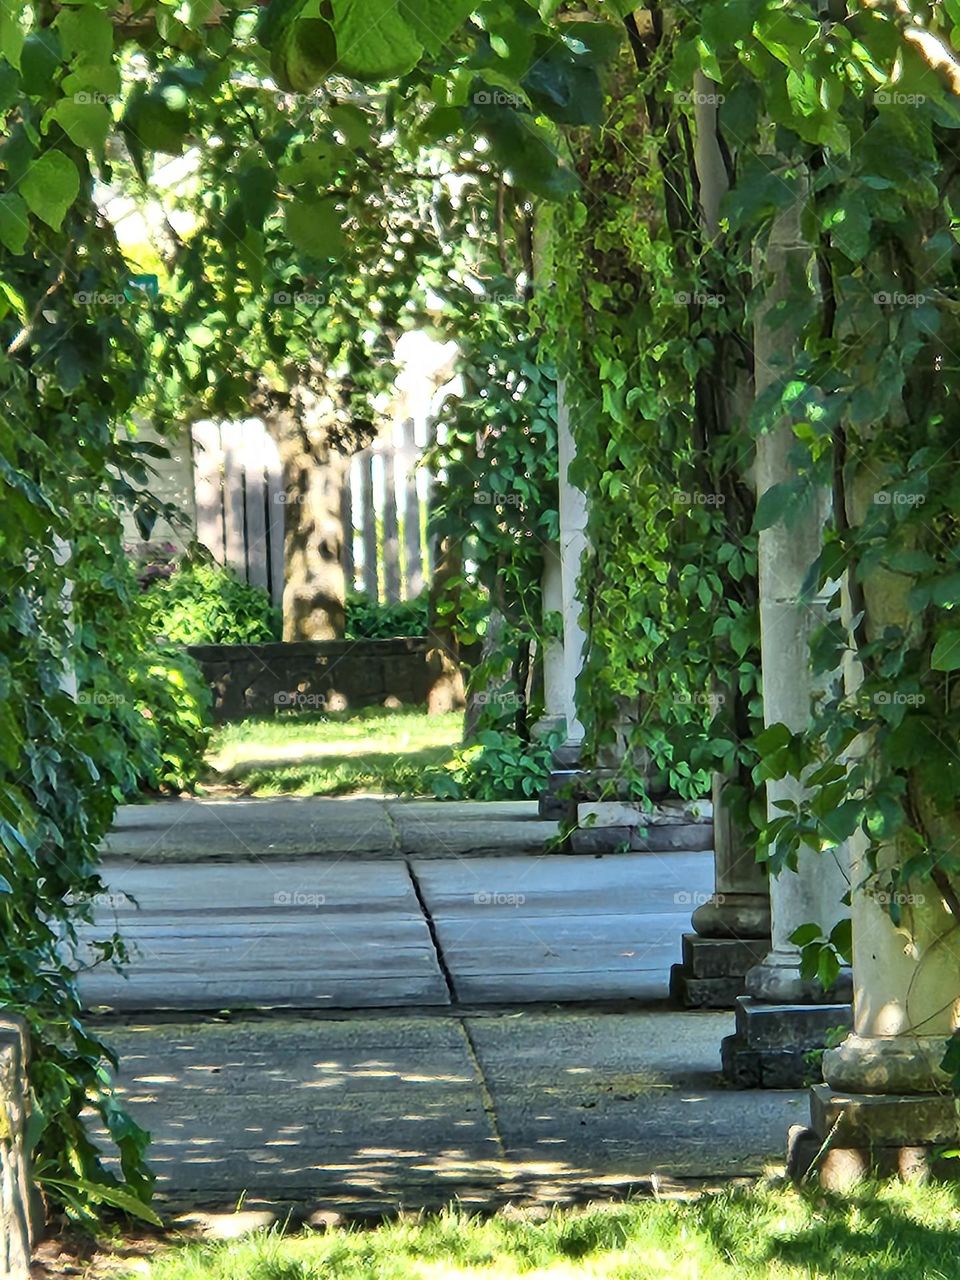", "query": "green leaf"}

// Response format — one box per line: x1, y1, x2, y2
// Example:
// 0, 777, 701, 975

789, 922, 822, 947
20, 31, 61, 97
285, 196, 344, 258
238, 164, 276, 226
41, 1177, 162, 1227
20, 151, 80, 231
54, 8, 113, 66
330, 0, 422, 78
0, 1, 26, 70
49, 99, 111, 152
122, 84, 190, 158
0, 192, 28, 254
932, 630, 960, 672
817, 945, 841, 993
